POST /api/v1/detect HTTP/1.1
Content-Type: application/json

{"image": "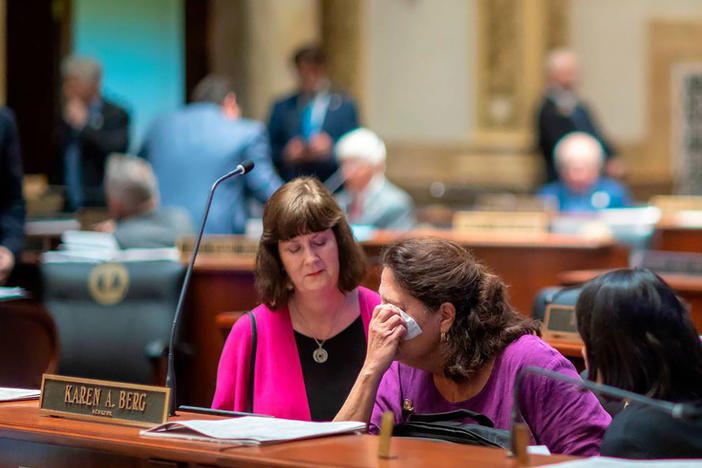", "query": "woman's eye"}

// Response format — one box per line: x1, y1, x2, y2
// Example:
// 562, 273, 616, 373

313, 239, 326, 246
287, 245, 301, 253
